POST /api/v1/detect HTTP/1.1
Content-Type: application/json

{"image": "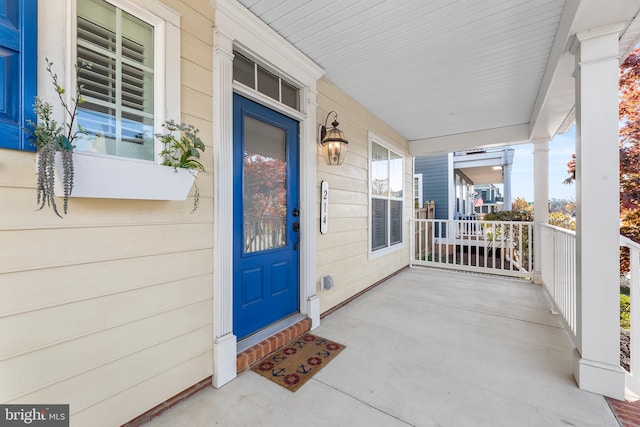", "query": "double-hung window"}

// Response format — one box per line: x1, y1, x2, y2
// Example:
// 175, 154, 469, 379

75, 0, 160, 161
370, 135, 404, 253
